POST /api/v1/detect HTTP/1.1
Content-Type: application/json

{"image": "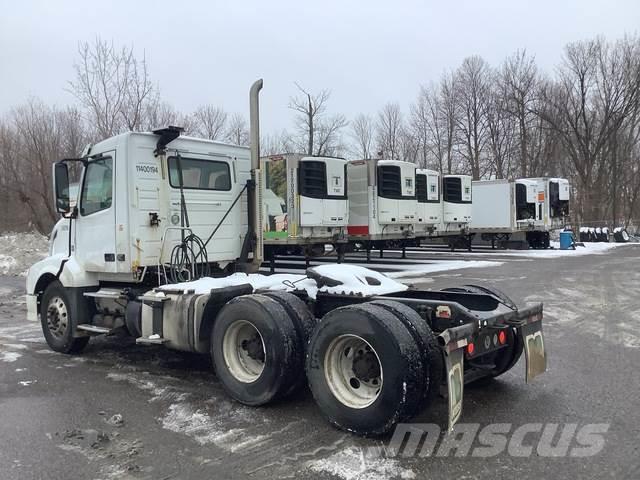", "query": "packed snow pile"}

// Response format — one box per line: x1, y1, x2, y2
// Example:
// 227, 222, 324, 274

0, 232, 48, 276
158, 264, 409, 300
